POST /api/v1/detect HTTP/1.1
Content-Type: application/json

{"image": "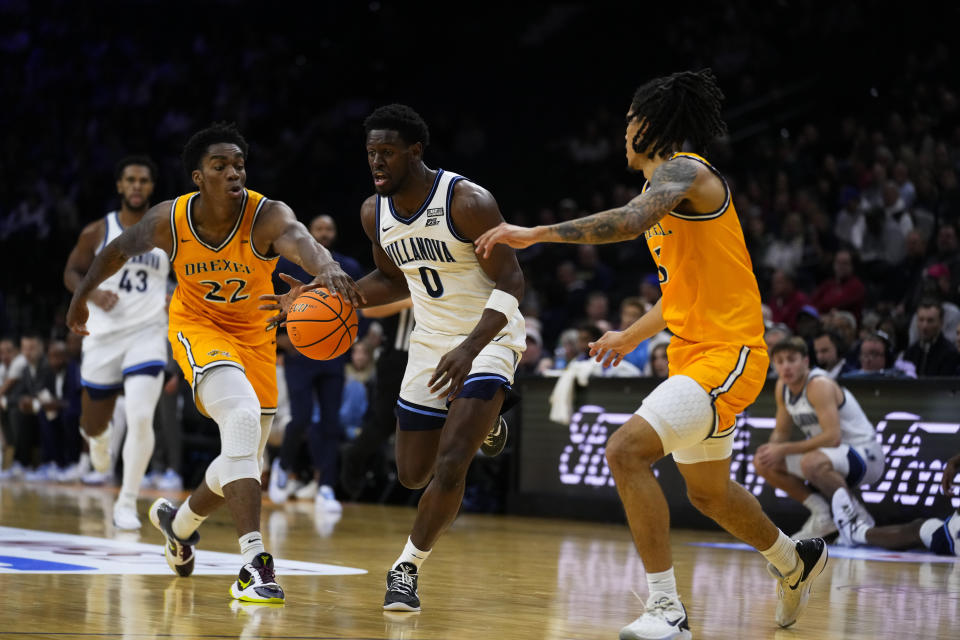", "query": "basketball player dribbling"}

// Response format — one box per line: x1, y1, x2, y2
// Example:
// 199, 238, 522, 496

64, 156, 167, 530
475, 70, 828, 639
263, 104, 524, 612
66, 122, 362, 604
